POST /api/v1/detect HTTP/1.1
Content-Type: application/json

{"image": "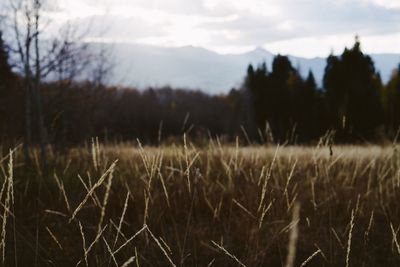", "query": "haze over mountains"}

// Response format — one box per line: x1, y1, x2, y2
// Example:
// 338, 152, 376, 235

107, 43, 400, 94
